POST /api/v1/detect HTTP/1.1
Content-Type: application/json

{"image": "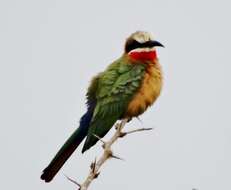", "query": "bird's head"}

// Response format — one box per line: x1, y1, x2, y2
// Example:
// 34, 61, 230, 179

125, 31, 164, 61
